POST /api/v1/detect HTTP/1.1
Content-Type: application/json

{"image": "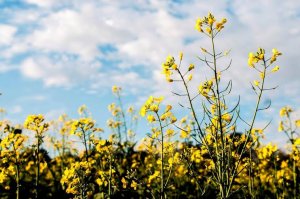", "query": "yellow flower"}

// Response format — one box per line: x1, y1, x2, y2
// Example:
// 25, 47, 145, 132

127, 106, 134, 113
152, 131, 161, 139
216, 18, 227, 31
121, 177, 127, 189
150, 104, 159, 112
166, 129, 174, 137
248, 52, 256, 67
224, 50, 230, 56
206, 27, 212, 34
271, 65, 279, 72
198, 80, 213, 97
171, 116, 177, 123
207, 12, 216, 25
188, 64, 195, 71
279, 106, 292, 117
147, 115, 156, 123
172, 63, 178, 70
195, 18, 203, 32
295, 119, 300, 127
278, 121, 284, 132
201, 48, 207, 53
165, 105, 172, 112
270, 49, 281, 64
222, 113, 231, 123
140, 106, 147, 117
24, 114, 49, 133
179, 52, 183, 61
78, 104, 87, 115
251, 128, 263, 134
272, 48, 282, 57
112, 86, 121, 93
259, 72, 265, 80
96, 178, 103, 186
253, 80, 260, 86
